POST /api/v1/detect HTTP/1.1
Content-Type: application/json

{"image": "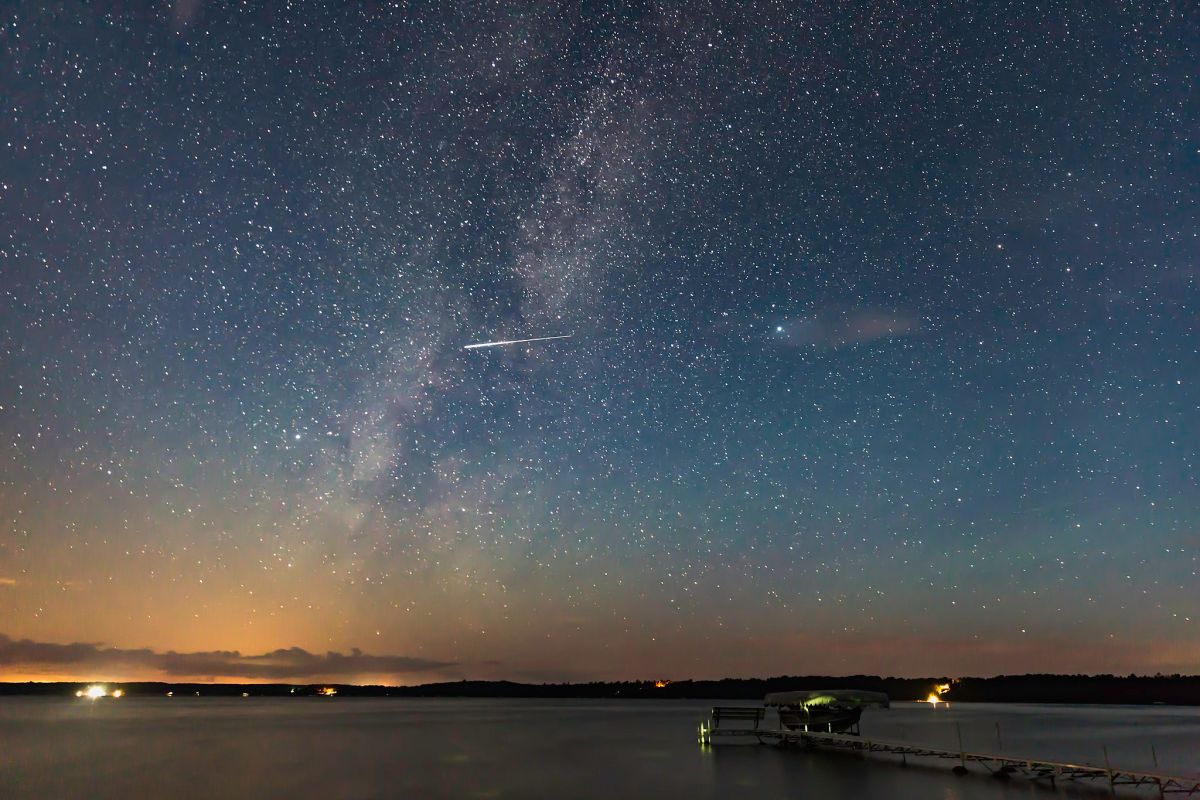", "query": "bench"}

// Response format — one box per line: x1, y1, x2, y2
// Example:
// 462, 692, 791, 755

710, 706, 766, 730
